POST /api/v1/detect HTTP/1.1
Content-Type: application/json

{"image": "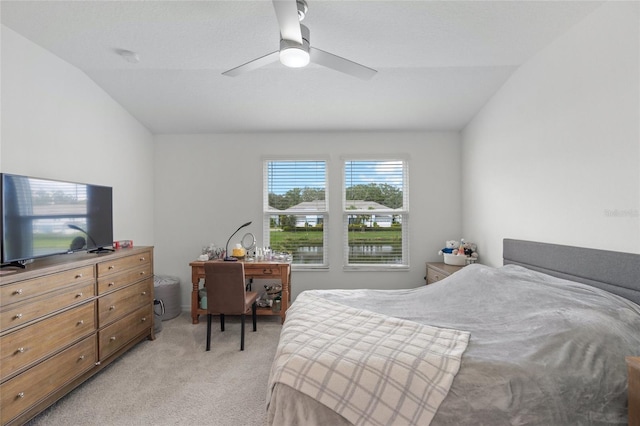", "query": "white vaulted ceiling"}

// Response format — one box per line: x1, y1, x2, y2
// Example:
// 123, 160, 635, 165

1, 1, 604, 134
